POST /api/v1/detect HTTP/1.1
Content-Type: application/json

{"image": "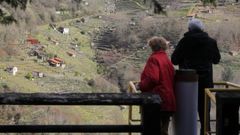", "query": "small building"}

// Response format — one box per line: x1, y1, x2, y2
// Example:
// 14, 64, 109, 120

61, 64, 66, 69
48, 57, 64, 67
32, 72, 44, 78
67, 51, 76, 57
55, 11, 61, 15
37, 54, 48, 62
58, 27, 69, 34
5, 66, 18, 76
28, 45, 47, 63
48, 59, 61, 67
229, 51, 238, 56
33, 50, 42, 57
129, 21, 136, 26
27, 36, 40, 45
